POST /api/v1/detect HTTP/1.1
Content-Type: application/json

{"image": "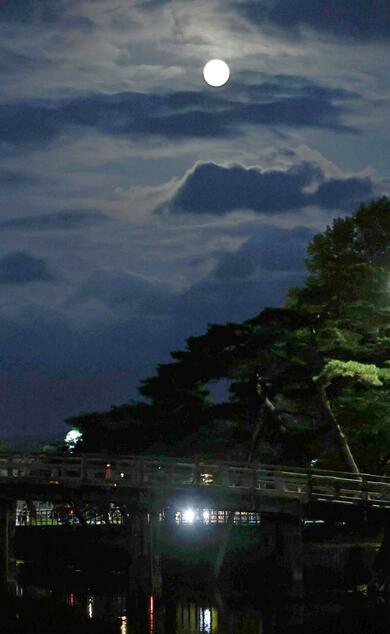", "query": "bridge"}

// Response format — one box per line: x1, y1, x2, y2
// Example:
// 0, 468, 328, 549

2, 452, 390, 507
2, 452, 390, 595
